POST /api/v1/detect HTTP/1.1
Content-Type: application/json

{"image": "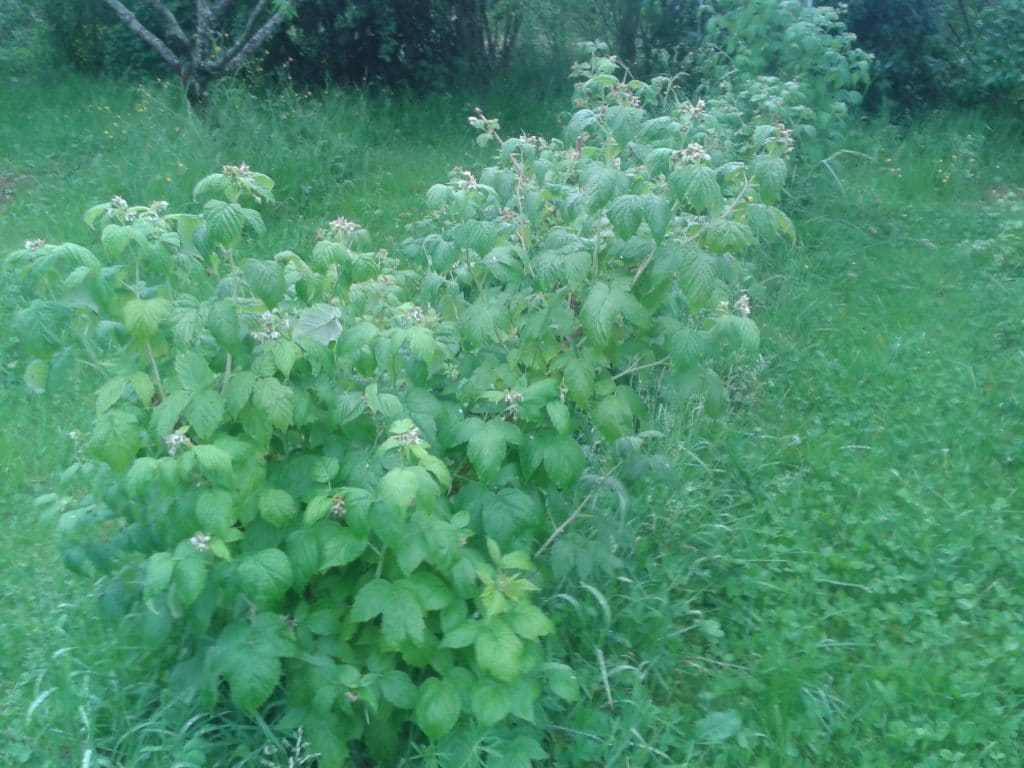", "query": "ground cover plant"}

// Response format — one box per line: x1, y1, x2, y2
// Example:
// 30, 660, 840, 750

4, 35, 1024, 768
